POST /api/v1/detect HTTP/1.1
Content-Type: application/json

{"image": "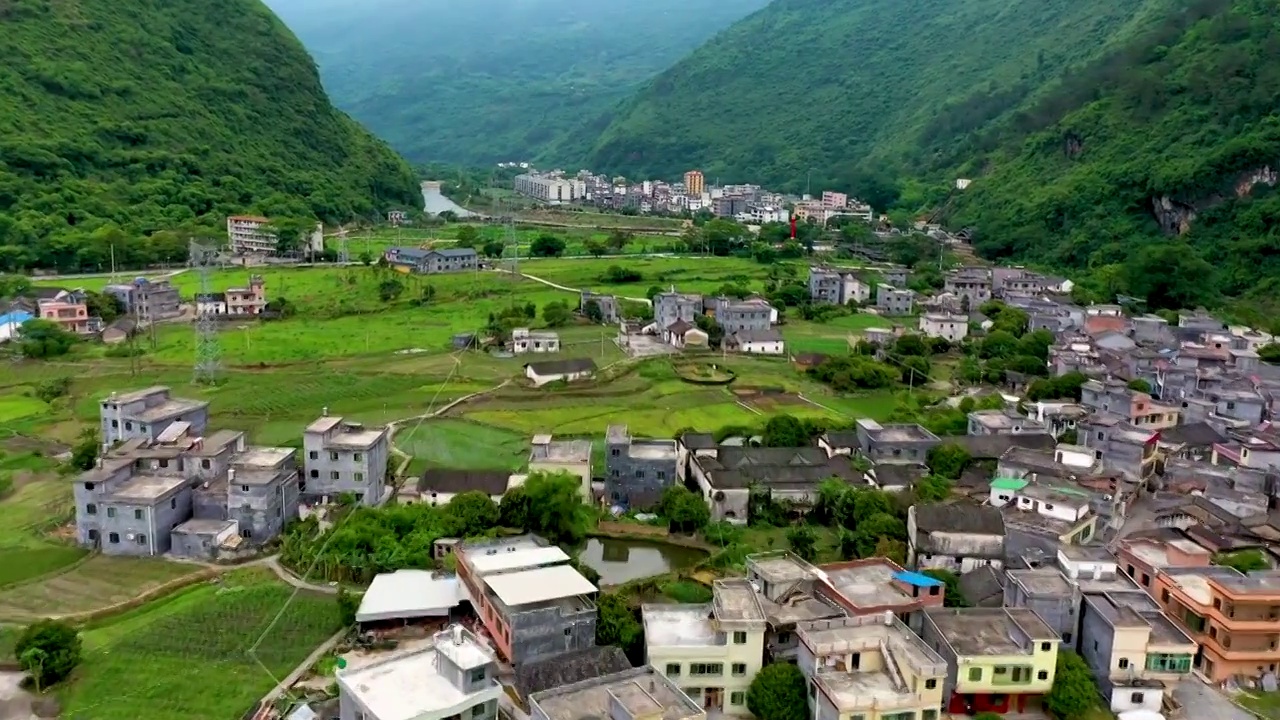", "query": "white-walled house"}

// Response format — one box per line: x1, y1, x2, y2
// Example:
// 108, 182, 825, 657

918, 313, 969, 342
523, 358, 596, 386
724, 328, 784, 355
1054, 443, 1096, 468
512, 328, 561, 354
